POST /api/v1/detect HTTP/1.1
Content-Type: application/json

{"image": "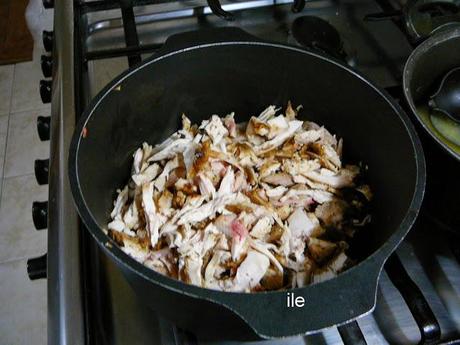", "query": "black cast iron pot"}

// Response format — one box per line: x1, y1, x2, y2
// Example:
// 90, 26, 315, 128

69, 28, 425, 340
